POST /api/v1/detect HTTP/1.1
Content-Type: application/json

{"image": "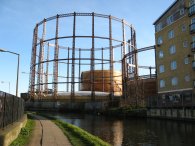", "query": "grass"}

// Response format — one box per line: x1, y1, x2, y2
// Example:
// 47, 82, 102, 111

39, 113, 110, 146
54, 120, 111, 146
105, 106, 147, 117
10, 115, 35, 146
